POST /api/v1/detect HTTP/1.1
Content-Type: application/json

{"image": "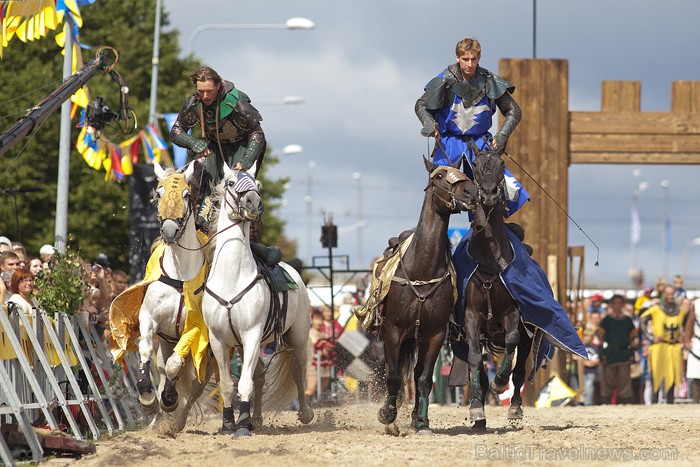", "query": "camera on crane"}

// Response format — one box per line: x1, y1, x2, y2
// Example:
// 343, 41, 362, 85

86, 96, 119, 130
